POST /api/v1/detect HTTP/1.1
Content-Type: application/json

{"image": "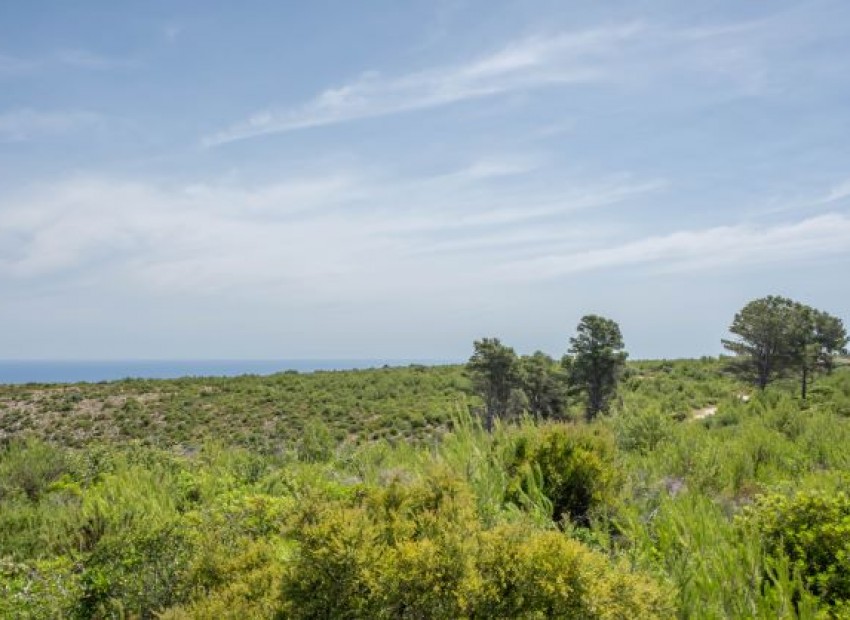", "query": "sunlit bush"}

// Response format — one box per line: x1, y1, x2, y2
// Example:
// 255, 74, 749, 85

740, 490, 850, 607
